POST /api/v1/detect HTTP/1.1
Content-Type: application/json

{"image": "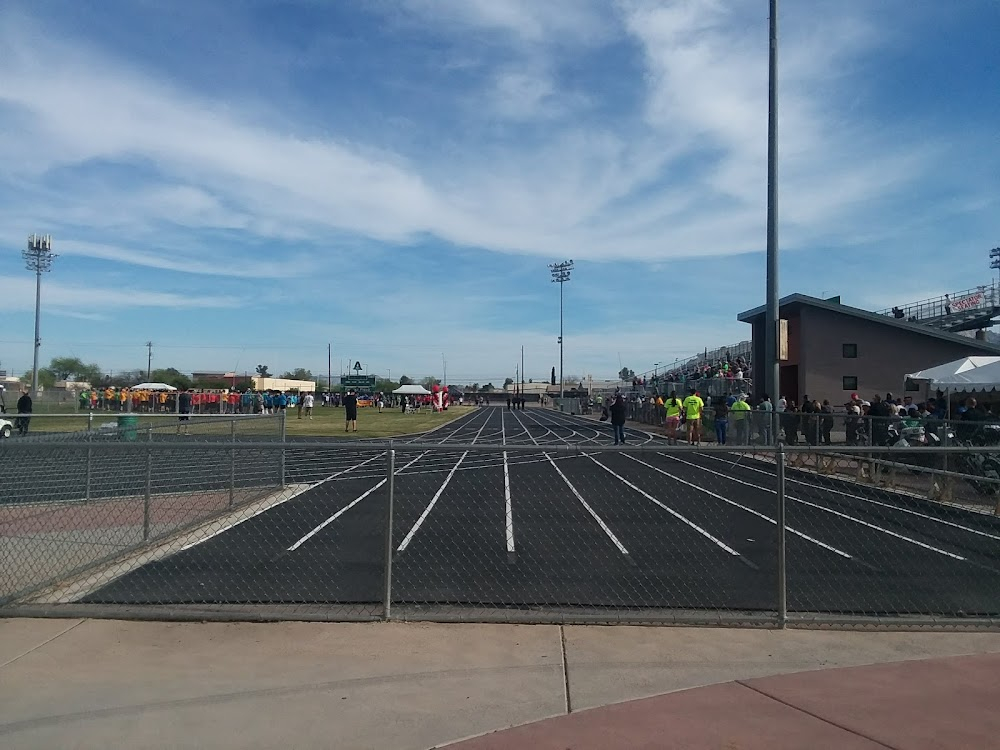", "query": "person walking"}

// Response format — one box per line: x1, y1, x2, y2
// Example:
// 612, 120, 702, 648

506, 395, 512, 412
177, 388, 192, 435
344, 389, 358, 432
731, 393, 751, 444
15, 389, 32, 436
610, 393, 627, 445
303, 392, 315, 419
682, 390, 705, 445
297, 392, 305, 419
713, 398, 729, 445
664, 391, 683, 445
820, 399, 834, 445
